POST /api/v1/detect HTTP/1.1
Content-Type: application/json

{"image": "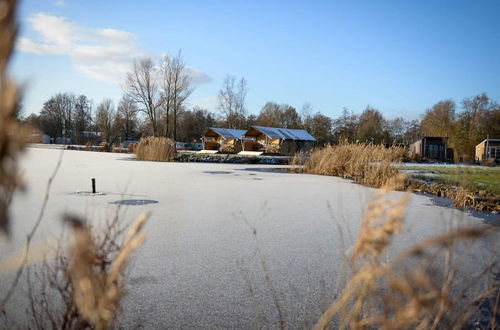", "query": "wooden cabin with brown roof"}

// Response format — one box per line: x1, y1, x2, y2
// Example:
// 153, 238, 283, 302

201, 128, 246, 153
